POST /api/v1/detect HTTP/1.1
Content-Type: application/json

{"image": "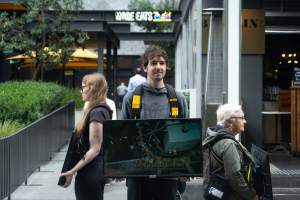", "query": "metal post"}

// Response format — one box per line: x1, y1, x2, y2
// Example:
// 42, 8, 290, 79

97, 33, 105, 74
8, 139, 11, 200
204, 13, 213, 108
113, 47, 118, 105
106, 40, 112, 98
